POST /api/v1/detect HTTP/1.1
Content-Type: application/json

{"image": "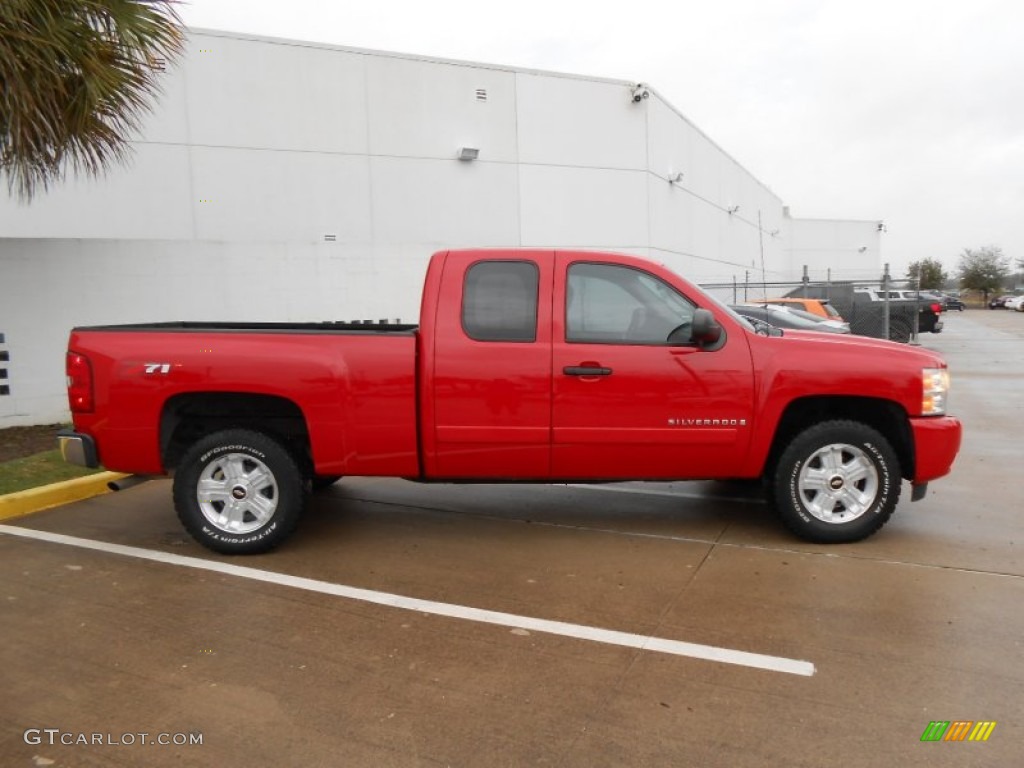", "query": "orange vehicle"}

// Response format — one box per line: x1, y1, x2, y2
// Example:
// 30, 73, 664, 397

758, 297, 844, 322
